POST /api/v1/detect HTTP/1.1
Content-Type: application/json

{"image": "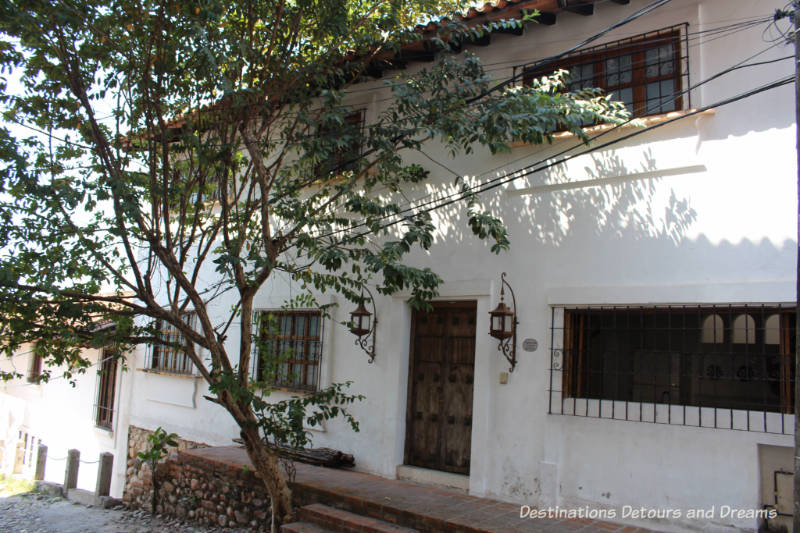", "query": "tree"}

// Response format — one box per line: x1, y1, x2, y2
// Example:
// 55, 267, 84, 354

0, 0, 629, 530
